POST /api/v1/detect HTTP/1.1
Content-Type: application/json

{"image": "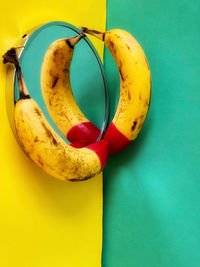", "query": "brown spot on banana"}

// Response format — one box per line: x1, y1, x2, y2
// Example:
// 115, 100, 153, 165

144, 56, 150, 70
34, 137, 39, 142
68, 175, 93, 182
79, 26, 105, 41
41, 122, 58, 145
68, 178, 81, 182
109, 40, 114, 48
108, 40, 116, 54
140, 114, 145, 119
131, 120, 137, 131
81, 175, 94, 181
63, 67, 68, 73
128, 91, 131, 100
37, 155, 44, 166
53, 49, 59, 57
119, 68, 125, 81
118, 60, 126, 81
66, 39, 74, 49
34, 108, 41, 117
52, 76, 58, 88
